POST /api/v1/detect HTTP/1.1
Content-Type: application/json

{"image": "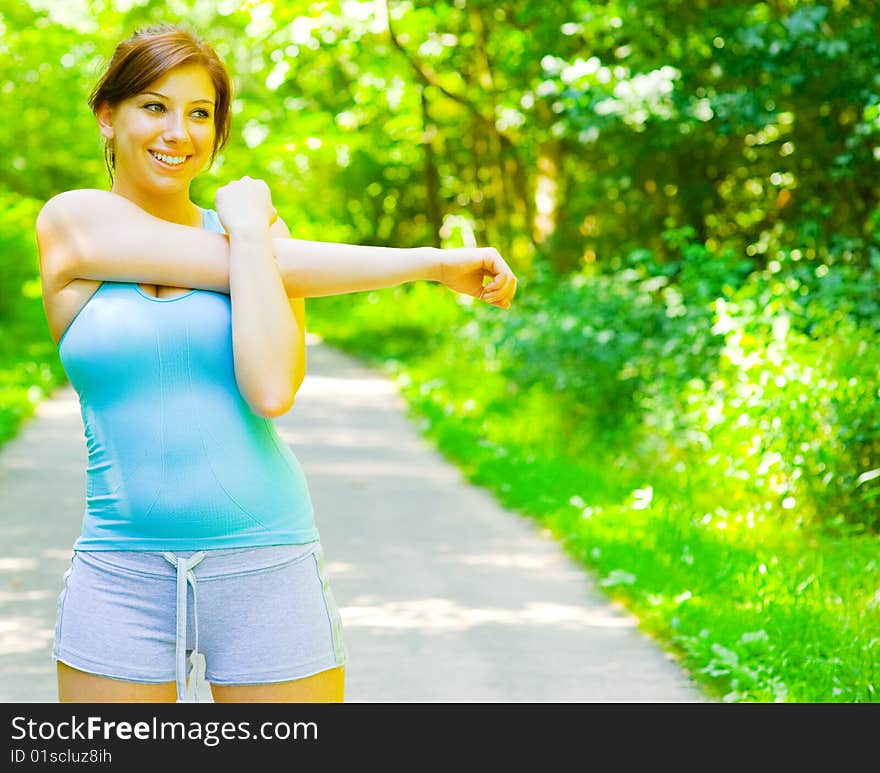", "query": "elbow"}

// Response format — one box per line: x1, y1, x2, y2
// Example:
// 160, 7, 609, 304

242, 343, 306, 419
252, 391, 294, 419
252, 374, 304, 419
